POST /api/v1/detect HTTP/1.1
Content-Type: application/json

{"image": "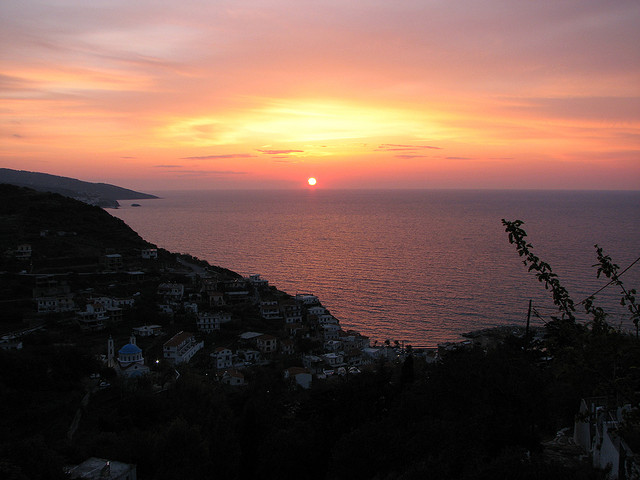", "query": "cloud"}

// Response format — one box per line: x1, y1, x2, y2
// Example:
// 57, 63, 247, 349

180, 153, 256, 160
377, 144, 442, 151
506, 96, 640, 123
395, 154, 429, 159
154, 164, 182, 168
257, 149, 304, 155
173, 170, 247, 176
446, 157, 472, 160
